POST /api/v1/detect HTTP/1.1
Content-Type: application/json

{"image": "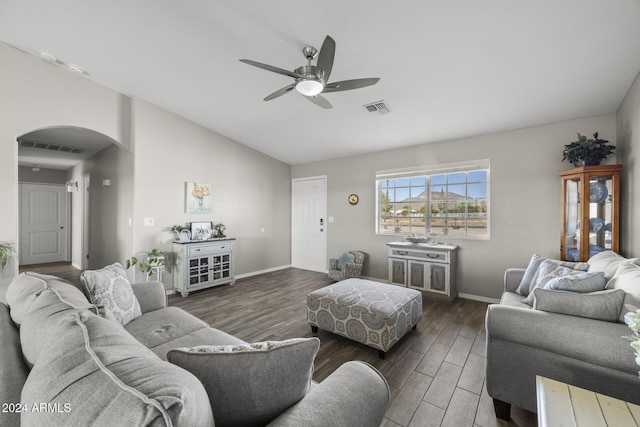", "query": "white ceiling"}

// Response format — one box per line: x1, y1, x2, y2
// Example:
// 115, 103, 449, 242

2, 0, 640, 167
